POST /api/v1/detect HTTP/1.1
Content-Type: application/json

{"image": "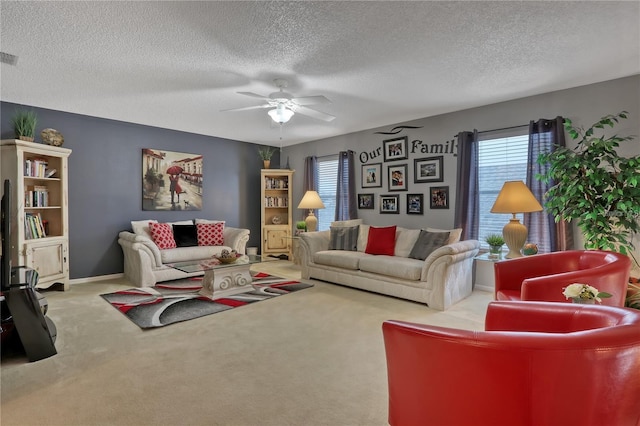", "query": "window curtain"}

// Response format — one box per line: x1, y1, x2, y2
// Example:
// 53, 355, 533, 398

302, 156, 319, 219
335, 150, 357, 221
454, 130, 479, 241
526, 117, 573, 252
